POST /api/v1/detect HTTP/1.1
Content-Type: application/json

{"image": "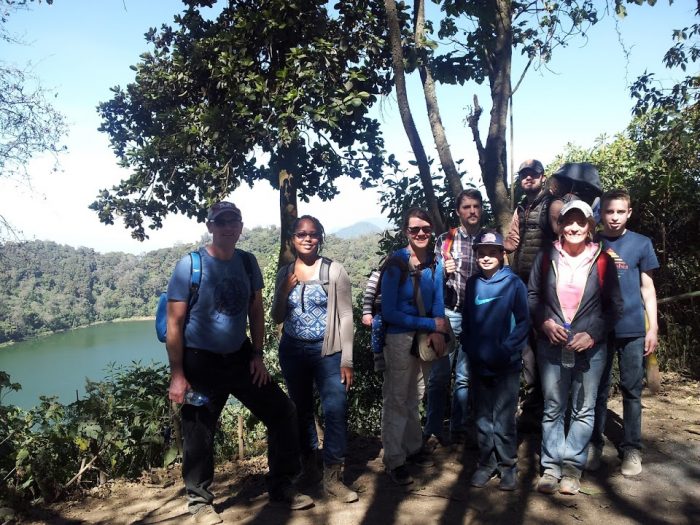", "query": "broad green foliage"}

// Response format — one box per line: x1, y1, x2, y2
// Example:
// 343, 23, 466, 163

92, 0, 391, 241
